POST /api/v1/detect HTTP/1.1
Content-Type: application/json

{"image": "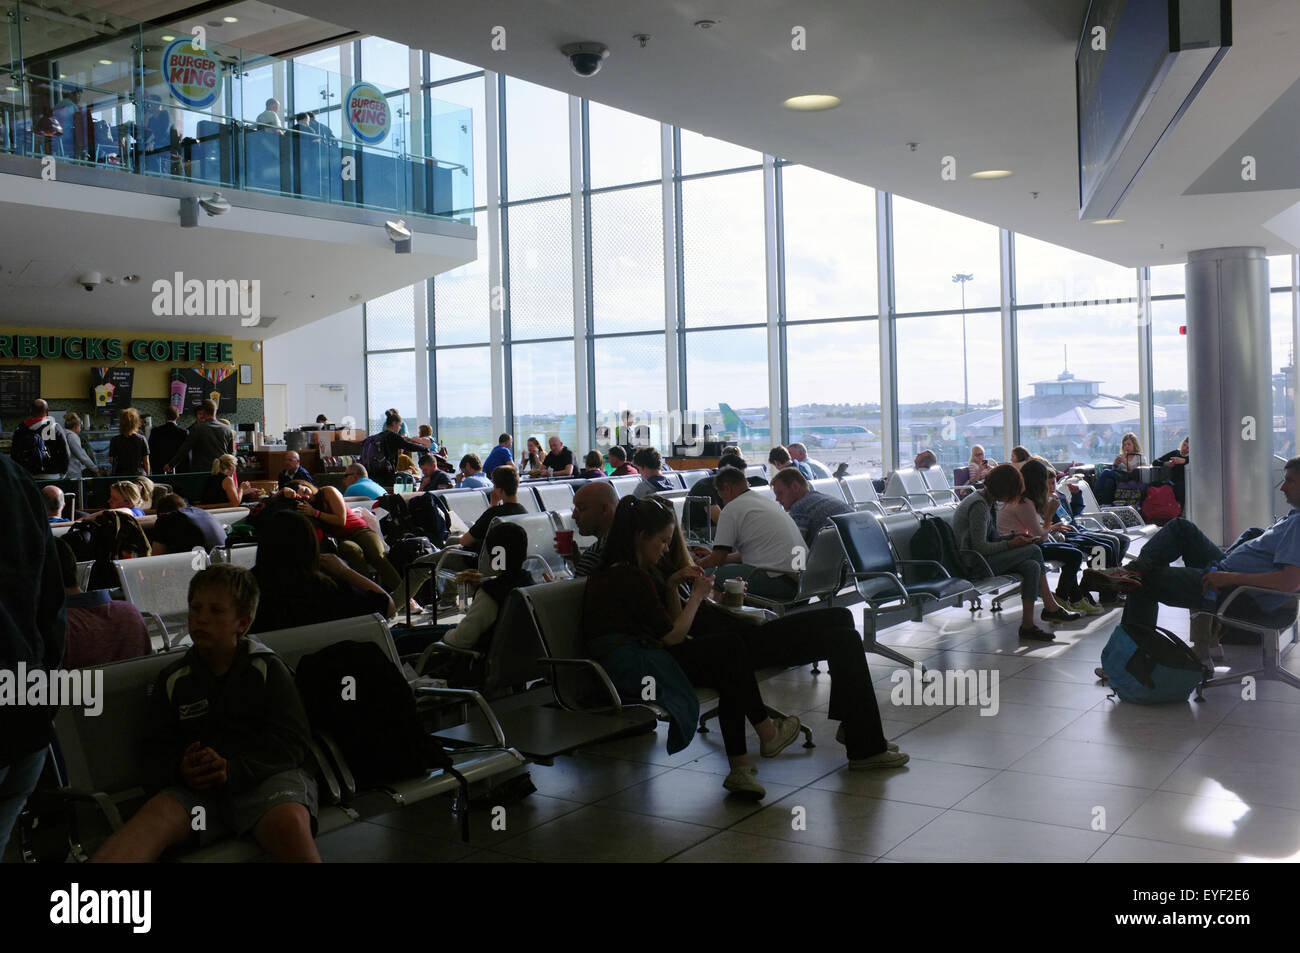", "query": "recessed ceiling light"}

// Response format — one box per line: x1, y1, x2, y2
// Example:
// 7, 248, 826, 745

5, 86, 17, 93
160, 34, 175, 41
694, 18, 719, 29
223, 16, 239, 22
98, 59, 113, 65
970, 169, 1013, 179
1091, 218, 1124, 225
122, 274, 140, 284
783, 94, 841, 111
